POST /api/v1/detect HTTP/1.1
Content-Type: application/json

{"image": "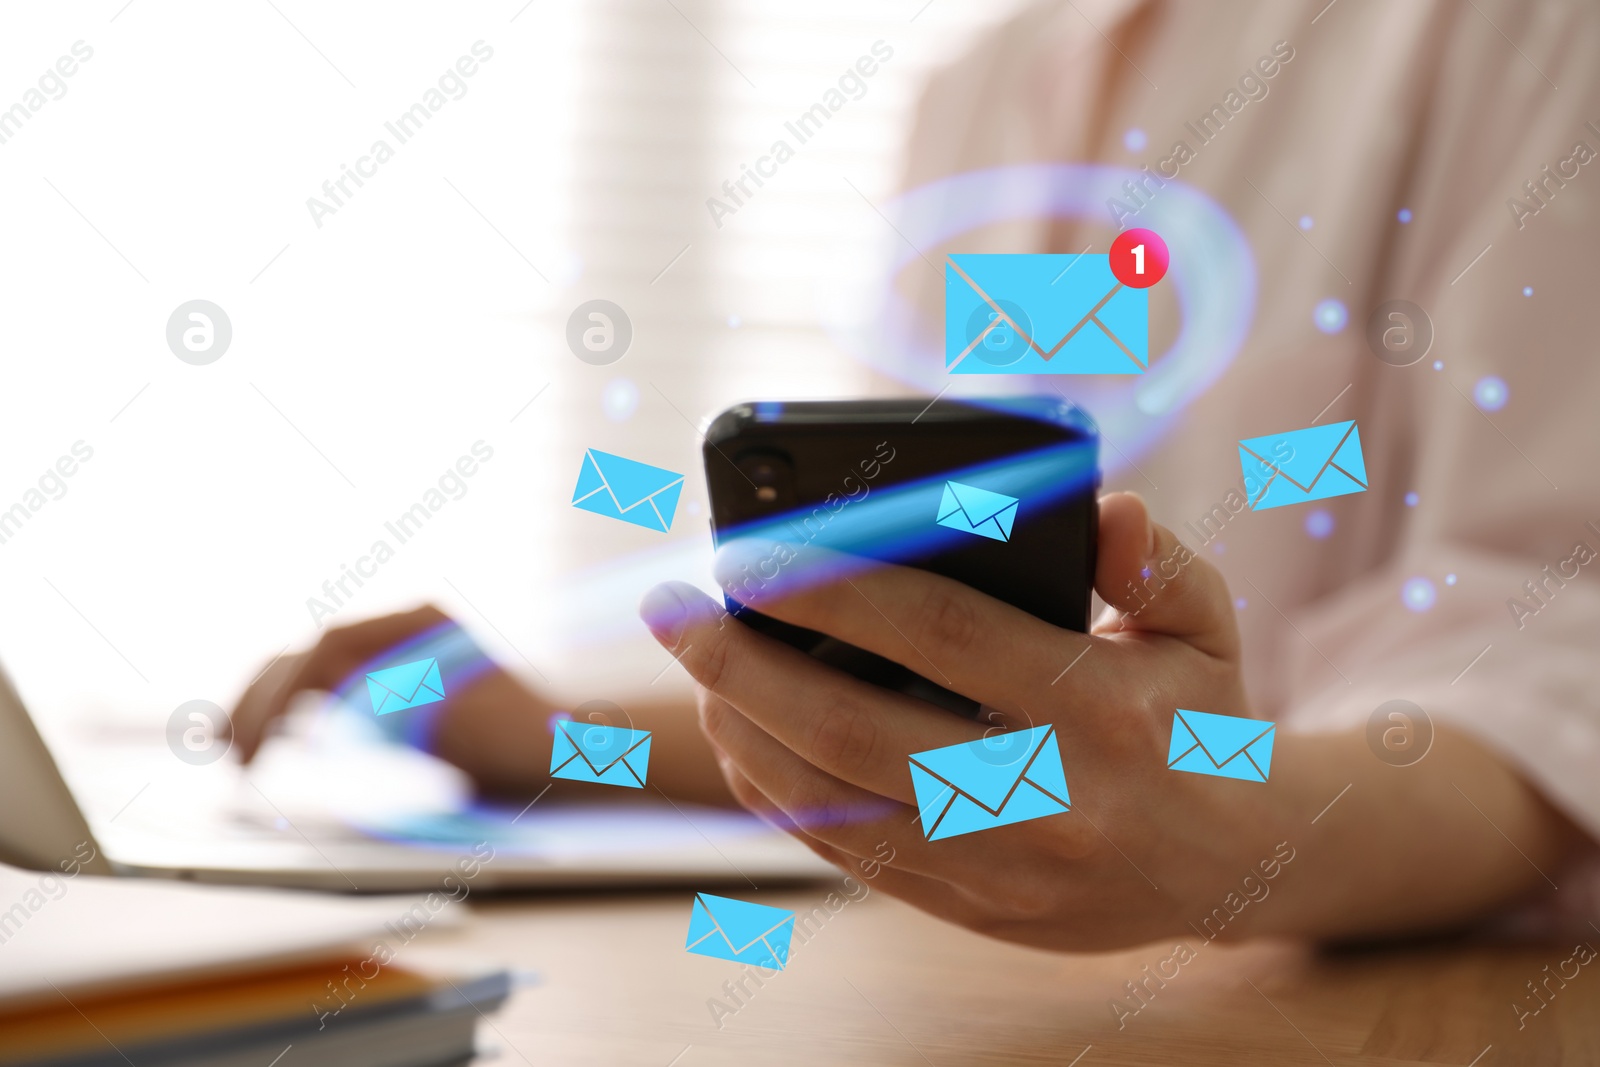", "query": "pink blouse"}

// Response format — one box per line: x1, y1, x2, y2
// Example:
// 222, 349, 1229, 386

896, 0, 1600, 932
